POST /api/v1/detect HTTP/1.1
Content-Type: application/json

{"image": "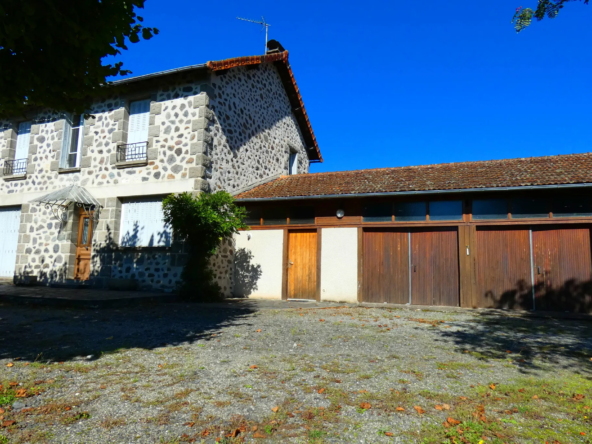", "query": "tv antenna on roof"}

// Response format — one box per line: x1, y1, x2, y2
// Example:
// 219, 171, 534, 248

237, 16, 271, 54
